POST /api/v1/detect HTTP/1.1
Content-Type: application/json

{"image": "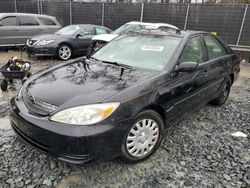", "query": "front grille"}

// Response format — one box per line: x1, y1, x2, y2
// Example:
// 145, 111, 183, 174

23, 92, 57, 116
27, 39, 38, 47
